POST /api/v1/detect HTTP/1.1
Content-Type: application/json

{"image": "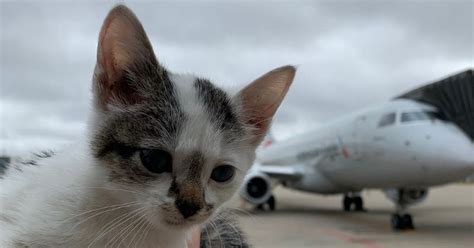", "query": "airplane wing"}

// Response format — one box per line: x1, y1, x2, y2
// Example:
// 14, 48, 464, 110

257, 164, 303, 181
254, 155, 324, 182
